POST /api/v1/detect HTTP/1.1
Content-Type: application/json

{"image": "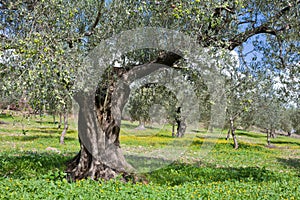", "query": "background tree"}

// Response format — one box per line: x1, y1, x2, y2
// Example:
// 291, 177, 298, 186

290, 107, 300, 135
127, 83, 178, 131
219, 51, 256, 149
